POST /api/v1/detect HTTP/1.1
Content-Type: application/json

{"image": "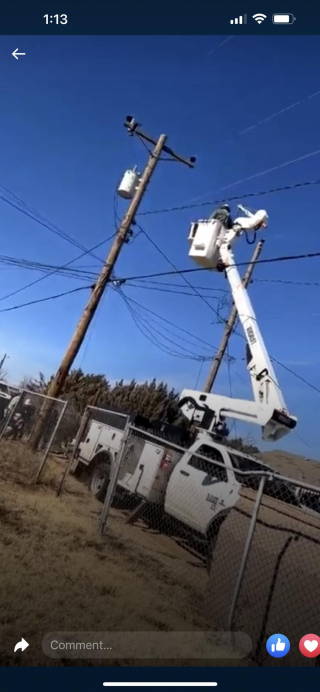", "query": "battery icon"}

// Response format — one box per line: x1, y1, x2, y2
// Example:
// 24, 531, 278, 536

272, 13, 296, 23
